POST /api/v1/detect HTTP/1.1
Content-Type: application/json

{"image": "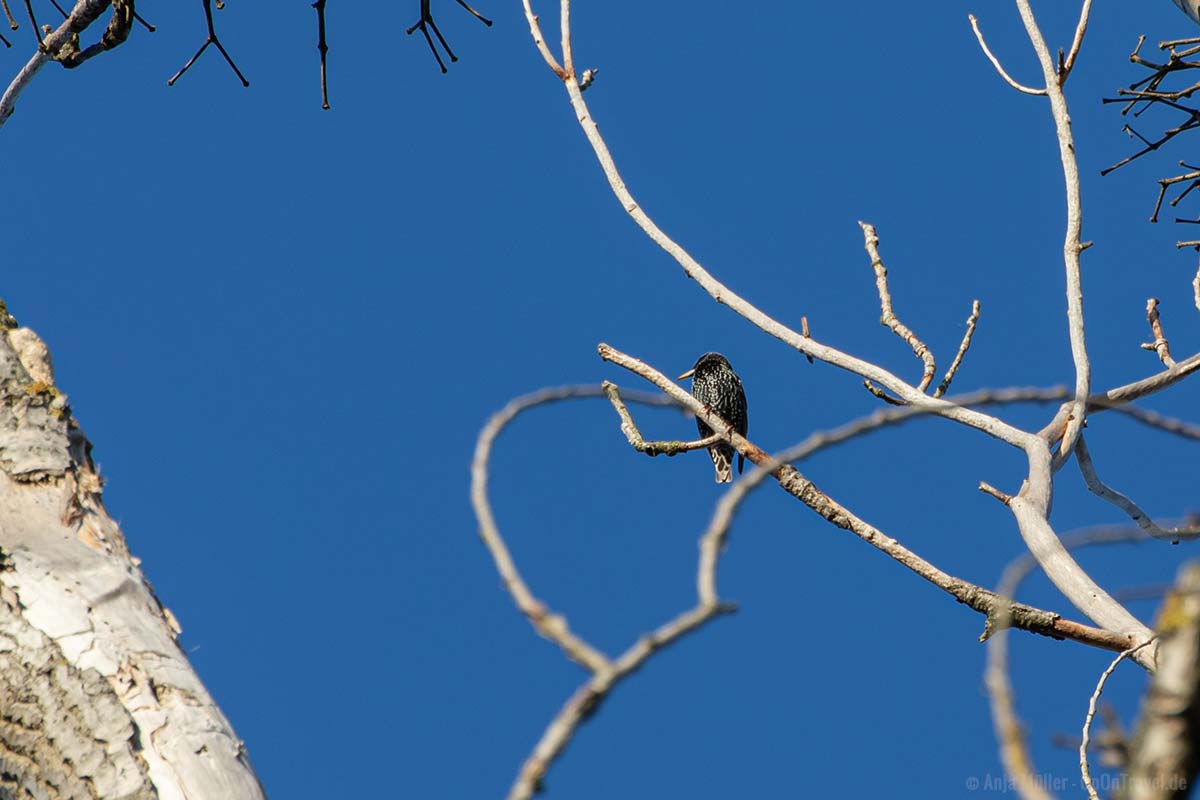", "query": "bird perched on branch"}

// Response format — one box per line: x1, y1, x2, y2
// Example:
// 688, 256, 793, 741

679, 352, 748, 483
